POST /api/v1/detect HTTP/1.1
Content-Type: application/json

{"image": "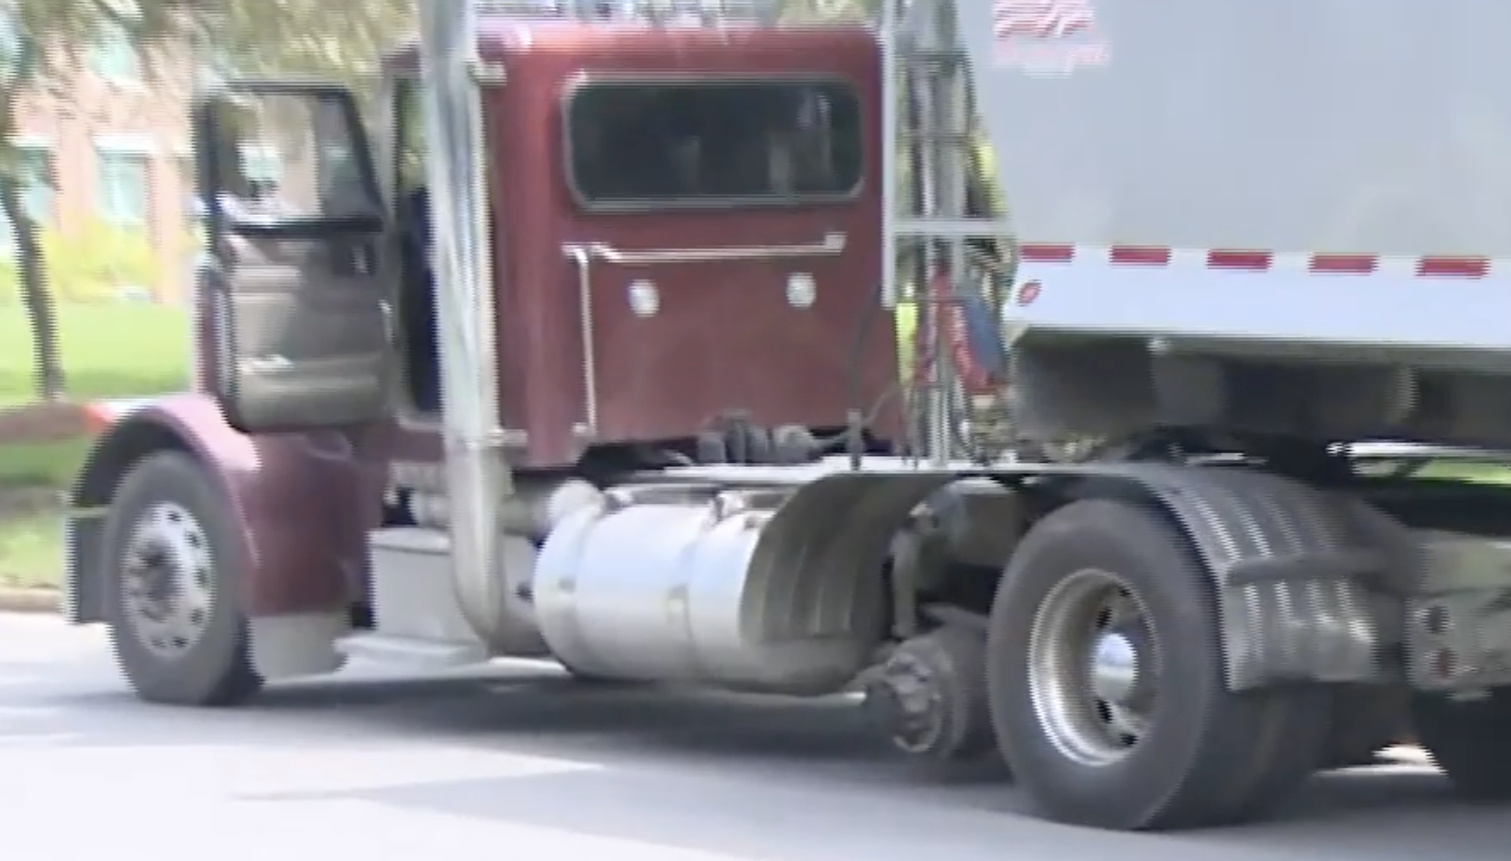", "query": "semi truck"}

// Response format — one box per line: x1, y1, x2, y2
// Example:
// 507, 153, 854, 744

61, 0, 1511, 833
